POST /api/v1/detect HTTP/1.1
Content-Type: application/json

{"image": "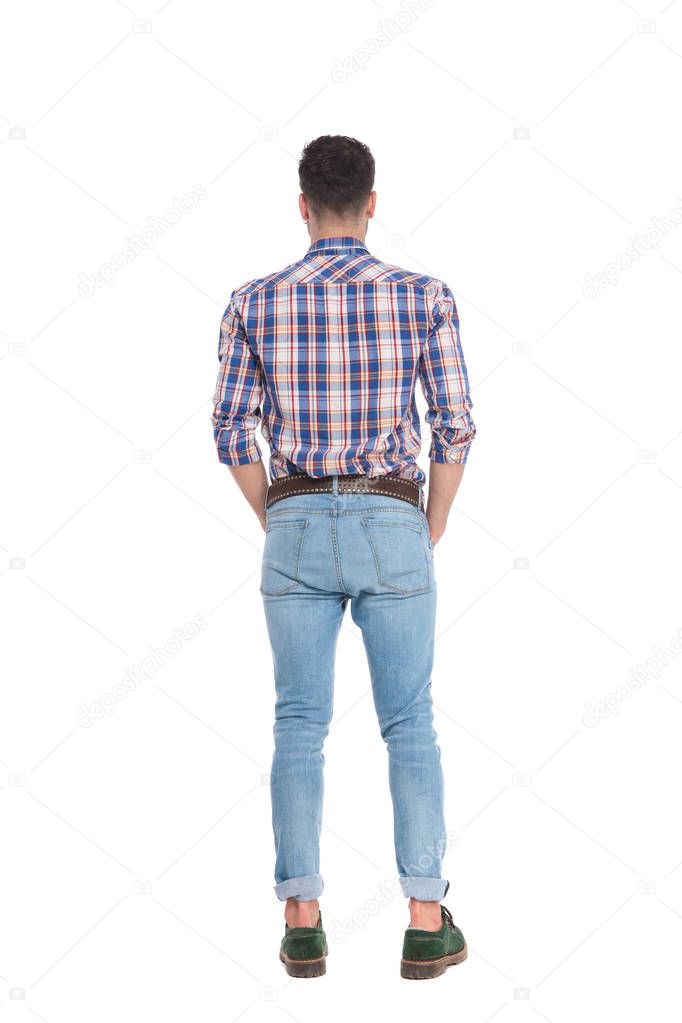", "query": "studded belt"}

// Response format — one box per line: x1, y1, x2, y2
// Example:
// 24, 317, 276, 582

265, 473, 424, 511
